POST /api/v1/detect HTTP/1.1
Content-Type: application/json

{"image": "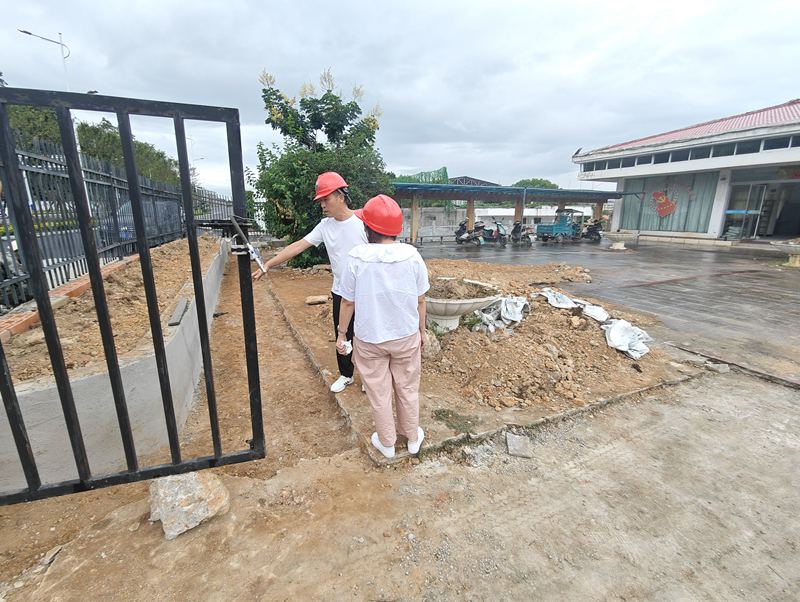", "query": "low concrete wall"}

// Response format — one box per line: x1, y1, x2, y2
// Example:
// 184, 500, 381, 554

0, 240, 230, 492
